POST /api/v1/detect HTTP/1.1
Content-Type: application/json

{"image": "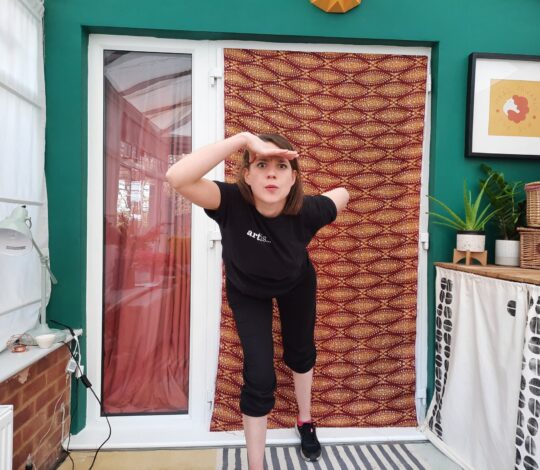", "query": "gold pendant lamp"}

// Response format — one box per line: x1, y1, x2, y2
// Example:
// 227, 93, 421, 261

311, 0, 361, 13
